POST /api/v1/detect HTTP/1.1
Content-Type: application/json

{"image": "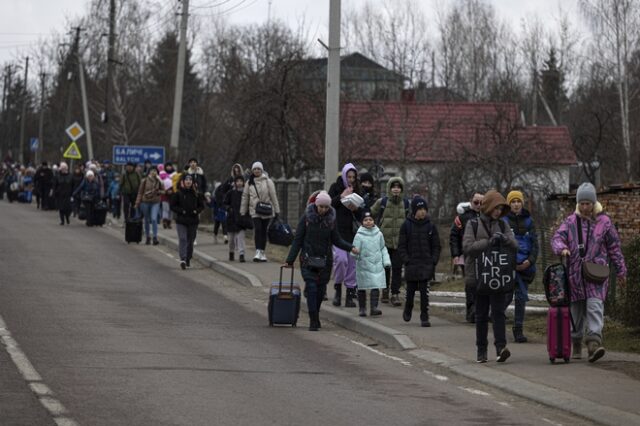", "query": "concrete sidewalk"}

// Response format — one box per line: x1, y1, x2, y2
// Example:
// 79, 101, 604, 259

124, 221, 640, 426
